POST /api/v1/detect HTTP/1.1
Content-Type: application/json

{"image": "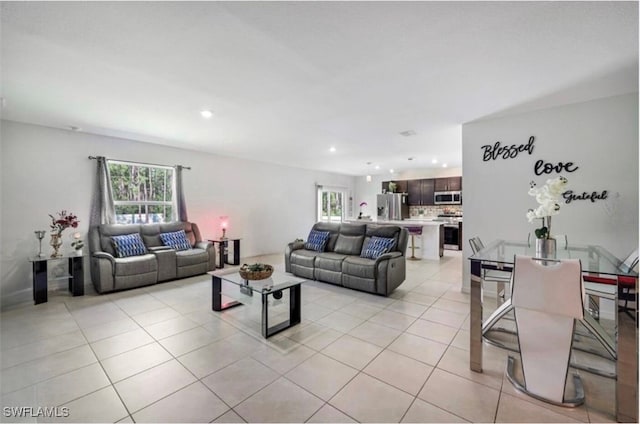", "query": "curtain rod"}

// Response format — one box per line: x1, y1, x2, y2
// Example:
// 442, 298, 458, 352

88, 156, 191, 170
